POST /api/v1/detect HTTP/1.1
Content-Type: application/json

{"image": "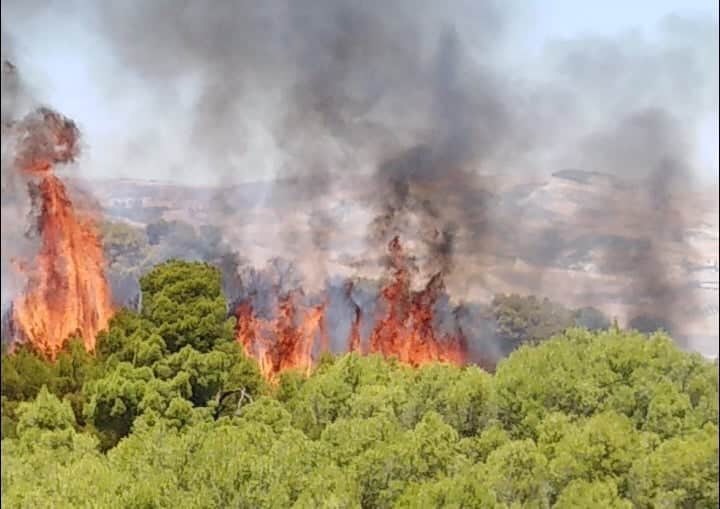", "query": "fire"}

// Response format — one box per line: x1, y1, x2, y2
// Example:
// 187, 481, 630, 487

235, 237, 467, 380
235, 293, 327, 380
368, 237, 467, 366
8, 108, 114, 358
